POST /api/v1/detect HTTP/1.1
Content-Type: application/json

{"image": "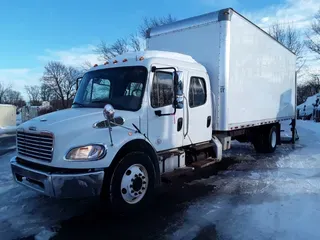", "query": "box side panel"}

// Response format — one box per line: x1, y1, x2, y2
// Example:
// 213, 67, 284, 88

148, 22, 222, 130
227, 13, 296, 129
